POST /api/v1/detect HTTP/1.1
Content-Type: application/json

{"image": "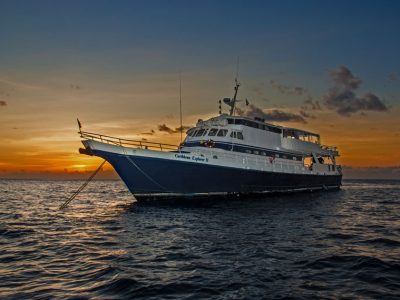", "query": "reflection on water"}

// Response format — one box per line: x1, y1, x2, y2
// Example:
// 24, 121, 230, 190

0, 179, 399, 299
